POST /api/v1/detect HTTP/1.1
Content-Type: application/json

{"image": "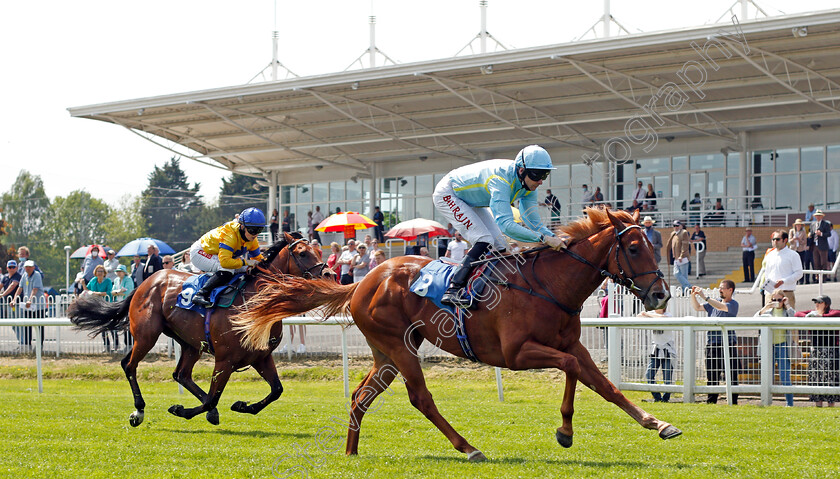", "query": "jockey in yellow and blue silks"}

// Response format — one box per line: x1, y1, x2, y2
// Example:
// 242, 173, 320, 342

189, 207, 266, 307
432, 145, 567, 307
